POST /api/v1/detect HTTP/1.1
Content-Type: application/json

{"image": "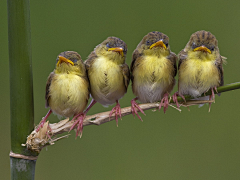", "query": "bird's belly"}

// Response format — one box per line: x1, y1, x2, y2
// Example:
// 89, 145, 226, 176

89, 62, 126, 106
179, 59, 220, 97
133, 56, 175, 103
134, 82, 168, 103
49, 74, 89, 118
